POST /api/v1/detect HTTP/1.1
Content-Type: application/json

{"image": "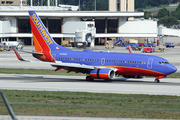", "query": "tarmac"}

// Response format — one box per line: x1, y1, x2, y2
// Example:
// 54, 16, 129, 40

0, 42, 180, 72
0, 36, 180, 120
